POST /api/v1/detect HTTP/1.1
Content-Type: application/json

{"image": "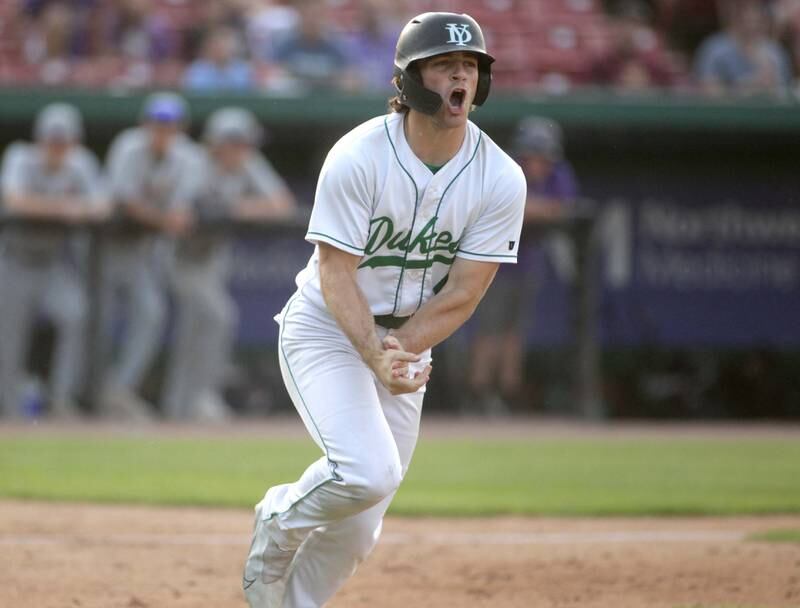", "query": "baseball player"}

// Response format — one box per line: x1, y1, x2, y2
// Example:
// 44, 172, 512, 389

243, 12, 526, 608
98, 92, 199, 421
161, 107, 296, 421
0, 103, 107, 418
